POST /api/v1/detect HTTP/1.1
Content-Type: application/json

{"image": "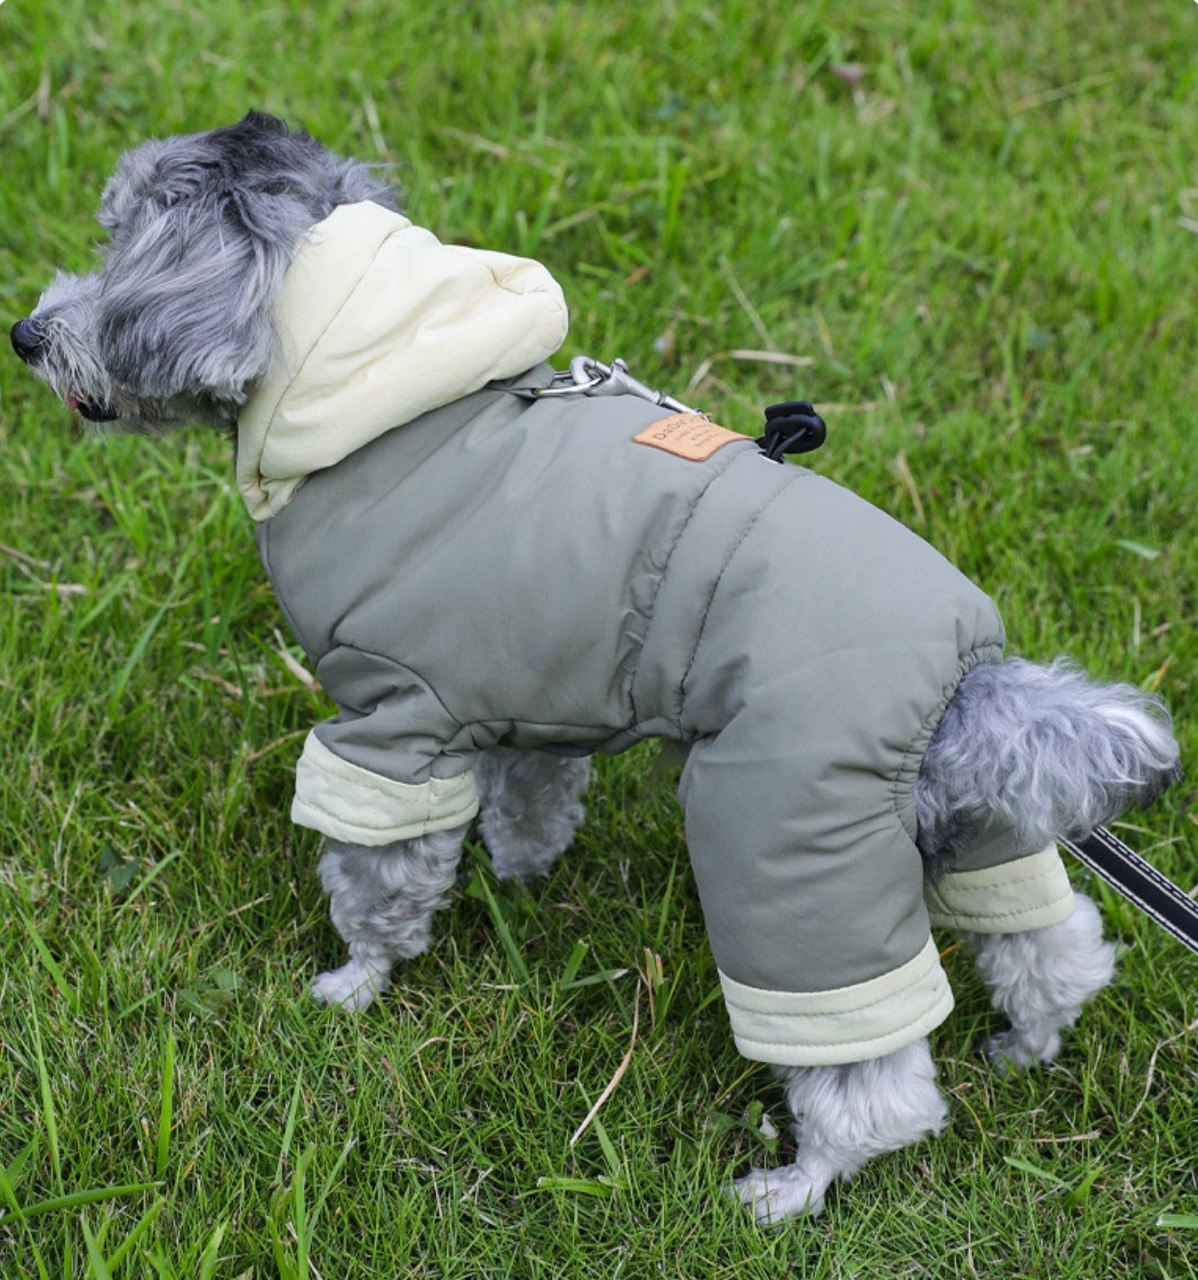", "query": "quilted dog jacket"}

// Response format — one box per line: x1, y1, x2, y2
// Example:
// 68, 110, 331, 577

241, 202, 1076, 1065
